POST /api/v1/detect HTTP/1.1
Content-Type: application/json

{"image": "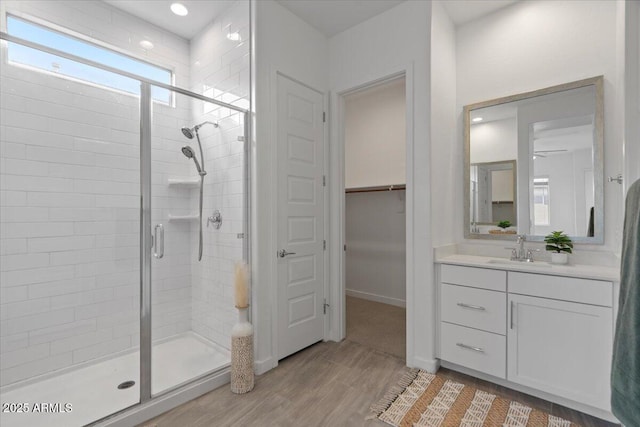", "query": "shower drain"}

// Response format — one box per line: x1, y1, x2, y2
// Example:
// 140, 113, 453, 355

117, 380, 136, 390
